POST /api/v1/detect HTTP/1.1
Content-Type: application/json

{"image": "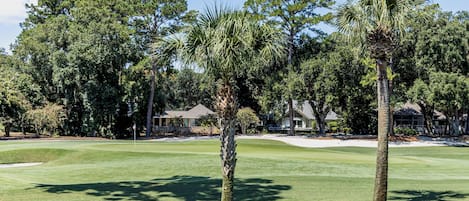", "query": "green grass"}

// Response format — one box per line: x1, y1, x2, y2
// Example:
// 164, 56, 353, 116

0, 139, 468, 201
